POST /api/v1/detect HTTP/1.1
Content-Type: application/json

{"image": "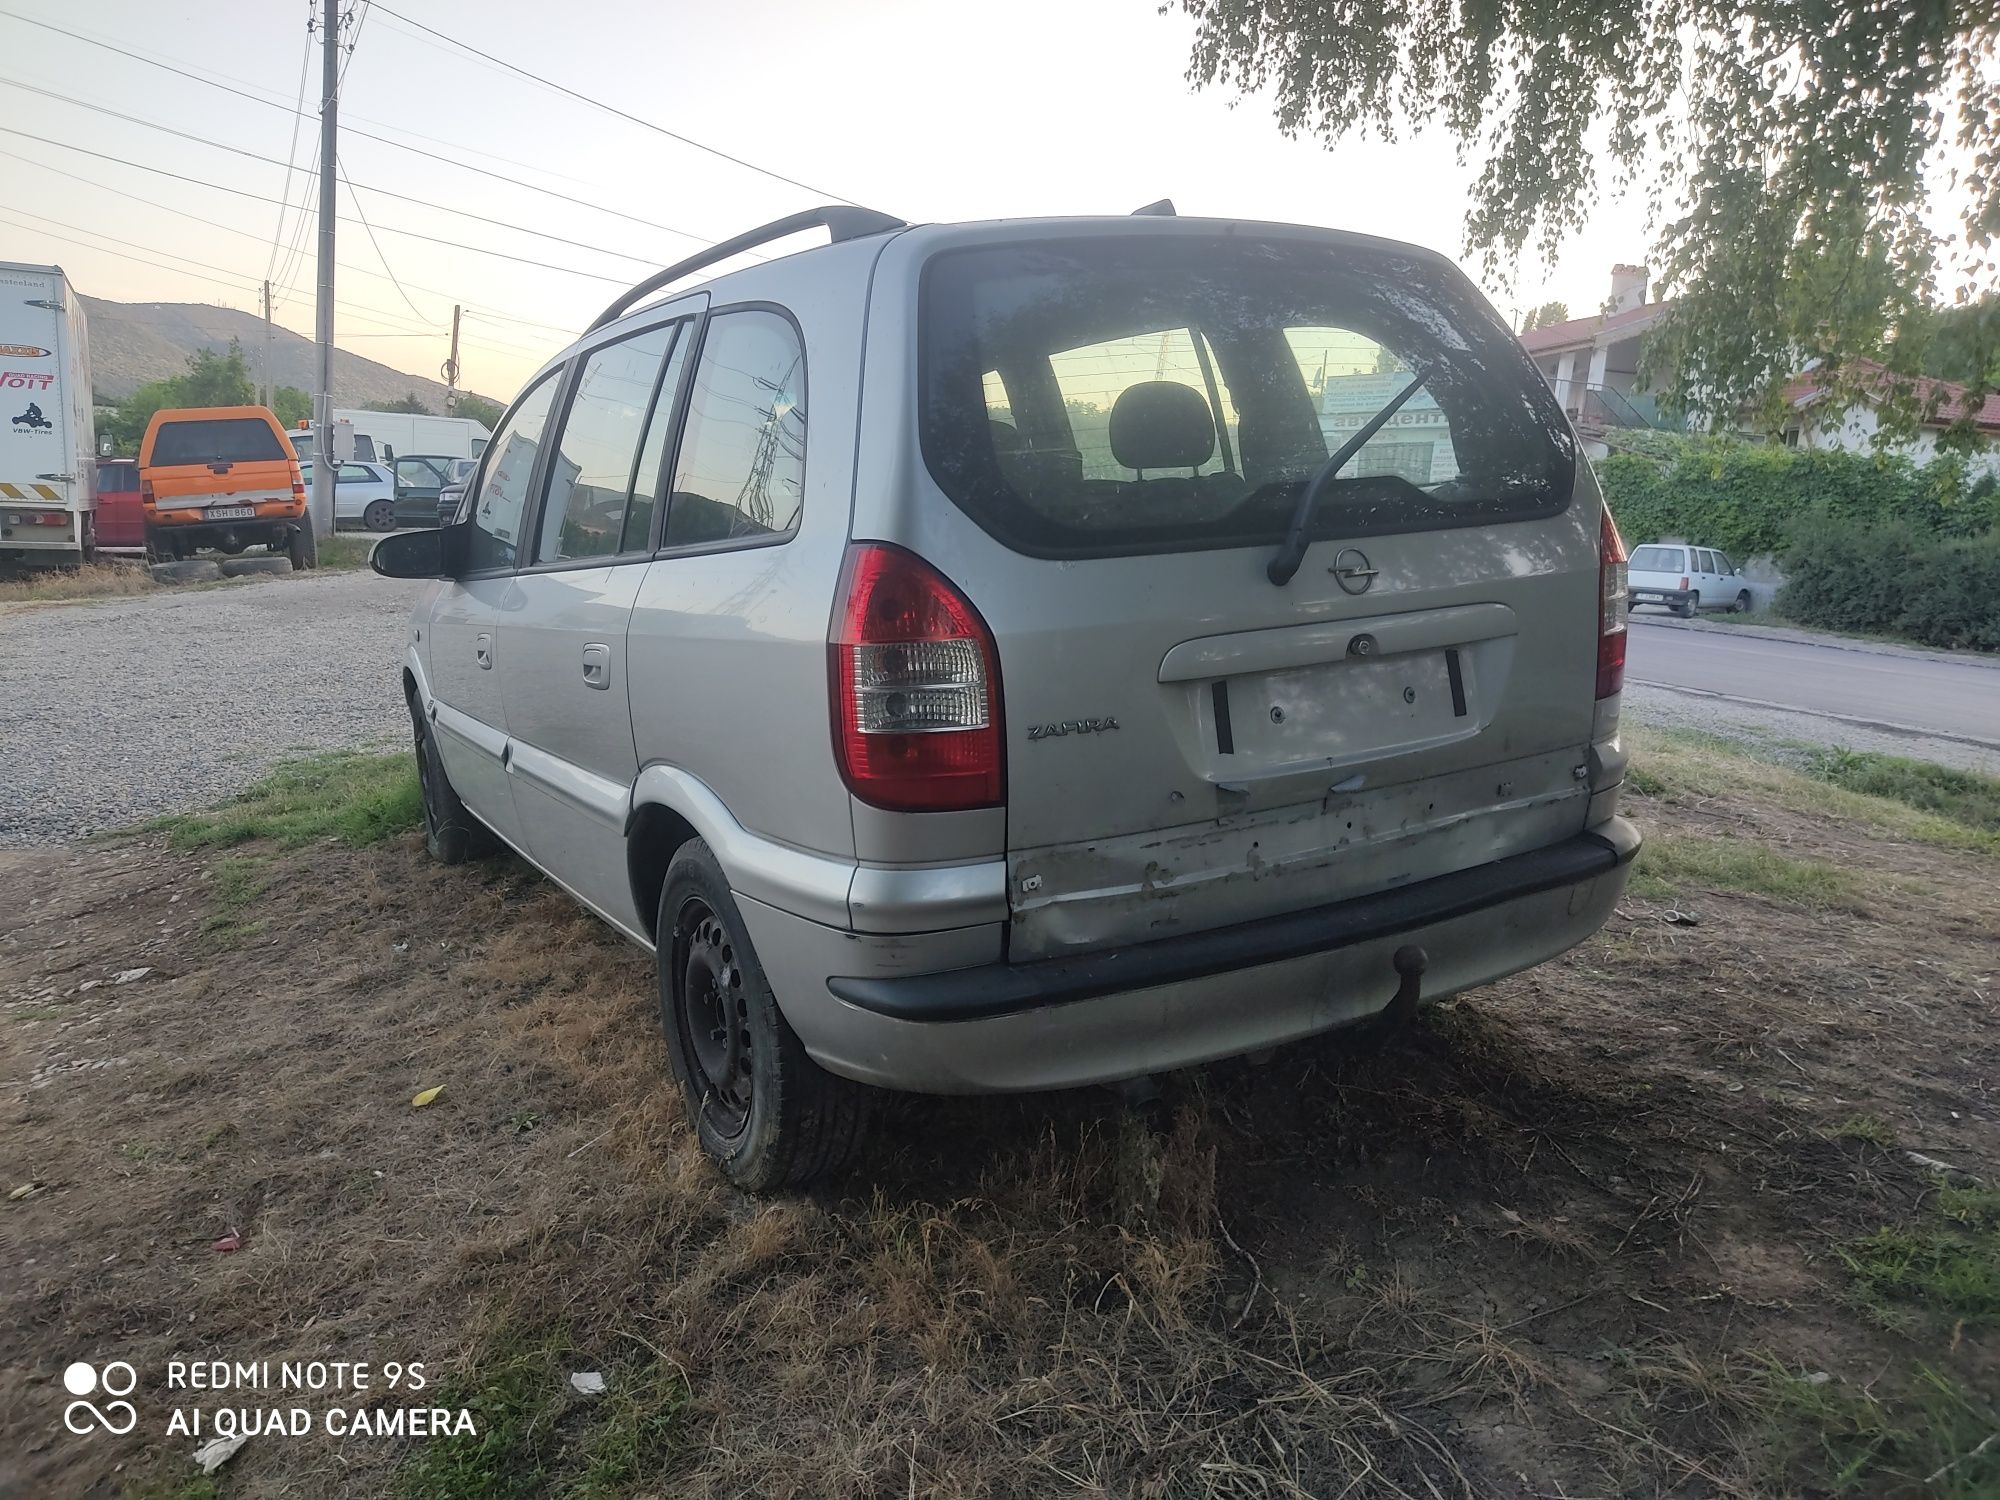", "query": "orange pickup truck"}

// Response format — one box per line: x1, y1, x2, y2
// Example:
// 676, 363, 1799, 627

138, 405, 317, 569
